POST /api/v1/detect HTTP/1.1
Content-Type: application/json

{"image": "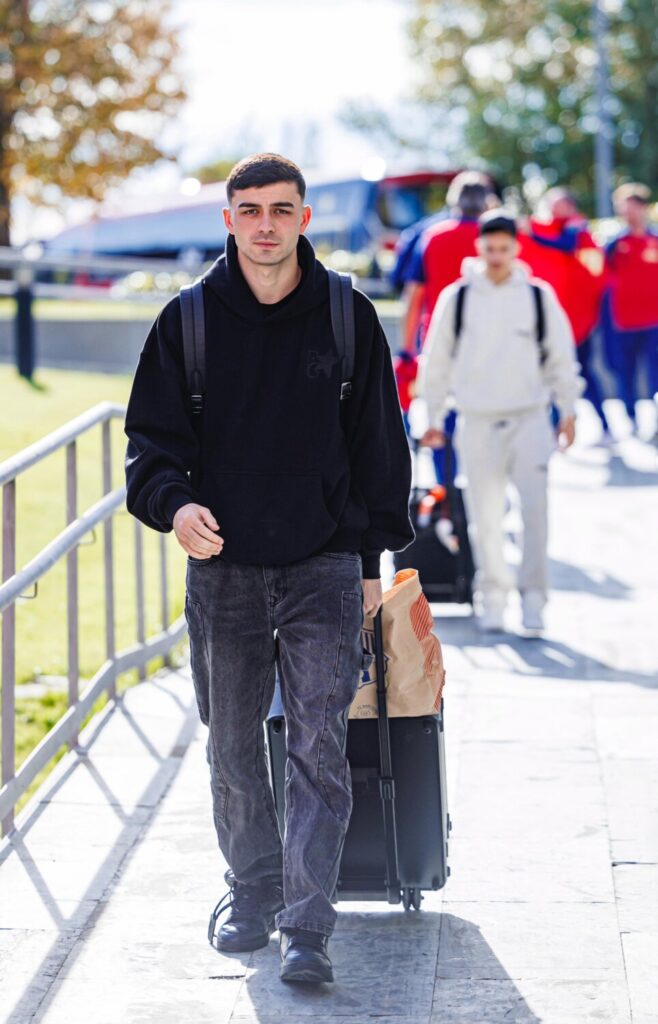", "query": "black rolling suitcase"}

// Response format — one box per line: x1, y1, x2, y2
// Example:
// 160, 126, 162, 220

394, 436, 475, 605
265, 608, 451, 910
